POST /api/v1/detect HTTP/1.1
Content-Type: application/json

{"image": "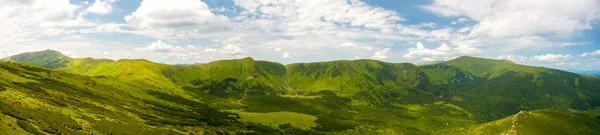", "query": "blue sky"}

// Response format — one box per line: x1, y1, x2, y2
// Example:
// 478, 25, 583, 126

0, 0, 599, 70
